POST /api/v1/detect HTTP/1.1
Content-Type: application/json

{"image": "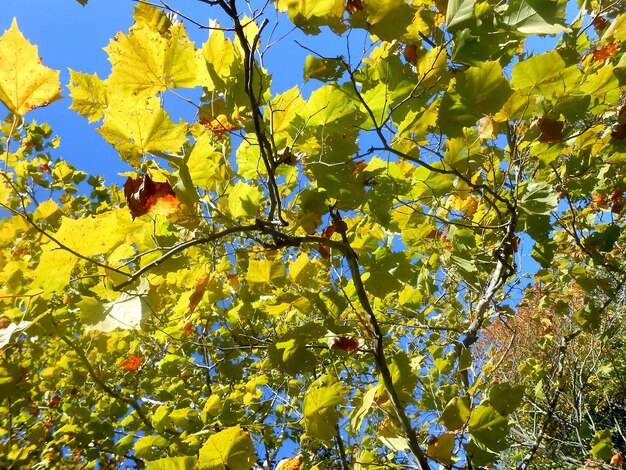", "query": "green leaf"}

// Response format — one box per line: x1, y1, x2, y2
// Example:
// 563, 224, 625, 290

228, 181, 263, 219
446, 0, 476, 33
468, 405, 509, 452
590, 429, 613, 461
531, 240, 556, 268
456, 61, 512, 115
489, 383, 525, 416
187, 133, 228, 190
585, 224, 621, 253
268, 323, 325, 375
440, 396, 471, 431
519, 181, 559, 215
198, 425, 256, 470
377, 351, 417, 403
301, 83, 362, 127
437, 90, 480, 137
511, 51, 581, 99
303, 56, 345, 82
504, 0, 569, 35
350, 387, 377, 432
134, 435, 170, 460
303, 376, 345, 441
